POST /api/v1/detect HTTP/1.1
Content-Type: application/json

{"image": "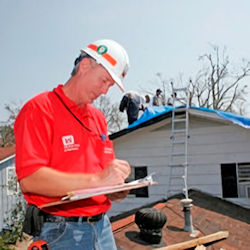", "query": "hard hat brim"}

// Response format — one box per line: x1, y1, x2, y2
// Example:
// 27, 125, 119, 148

105, 67, 125, 93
